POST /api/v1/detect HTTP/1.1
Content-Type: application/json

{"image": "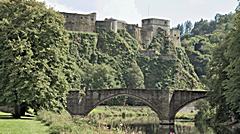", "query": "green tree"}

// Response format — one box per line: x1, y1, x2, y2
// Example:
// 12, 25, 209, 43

224, 11, 240, 120
191, 19, 216, 35
177, 24, 184, 36
82, 62, 119, 89
207, 12, 240, 122
185, 20, 193, 35
124, 62, 145, 88
207, 42, 231, 122
0, 0, 71, 118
